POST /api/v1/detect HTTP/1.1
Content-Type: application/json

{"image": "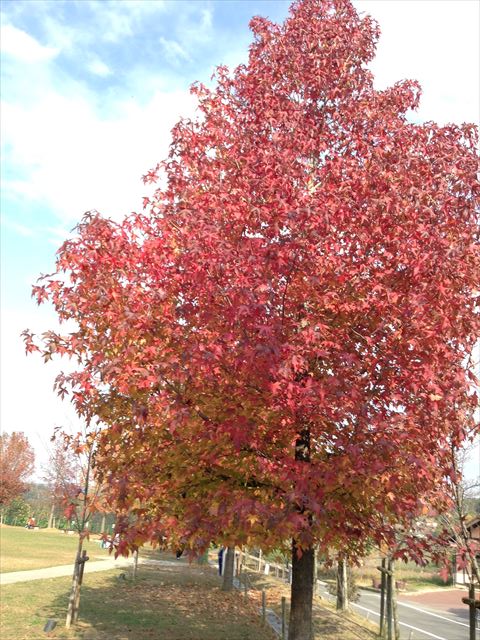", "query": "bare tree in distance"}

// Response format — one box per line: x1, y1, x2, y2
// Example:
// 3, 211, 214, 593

440, 437, 480, 586
56, 426, 105, 629
43, 435, 80, 529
